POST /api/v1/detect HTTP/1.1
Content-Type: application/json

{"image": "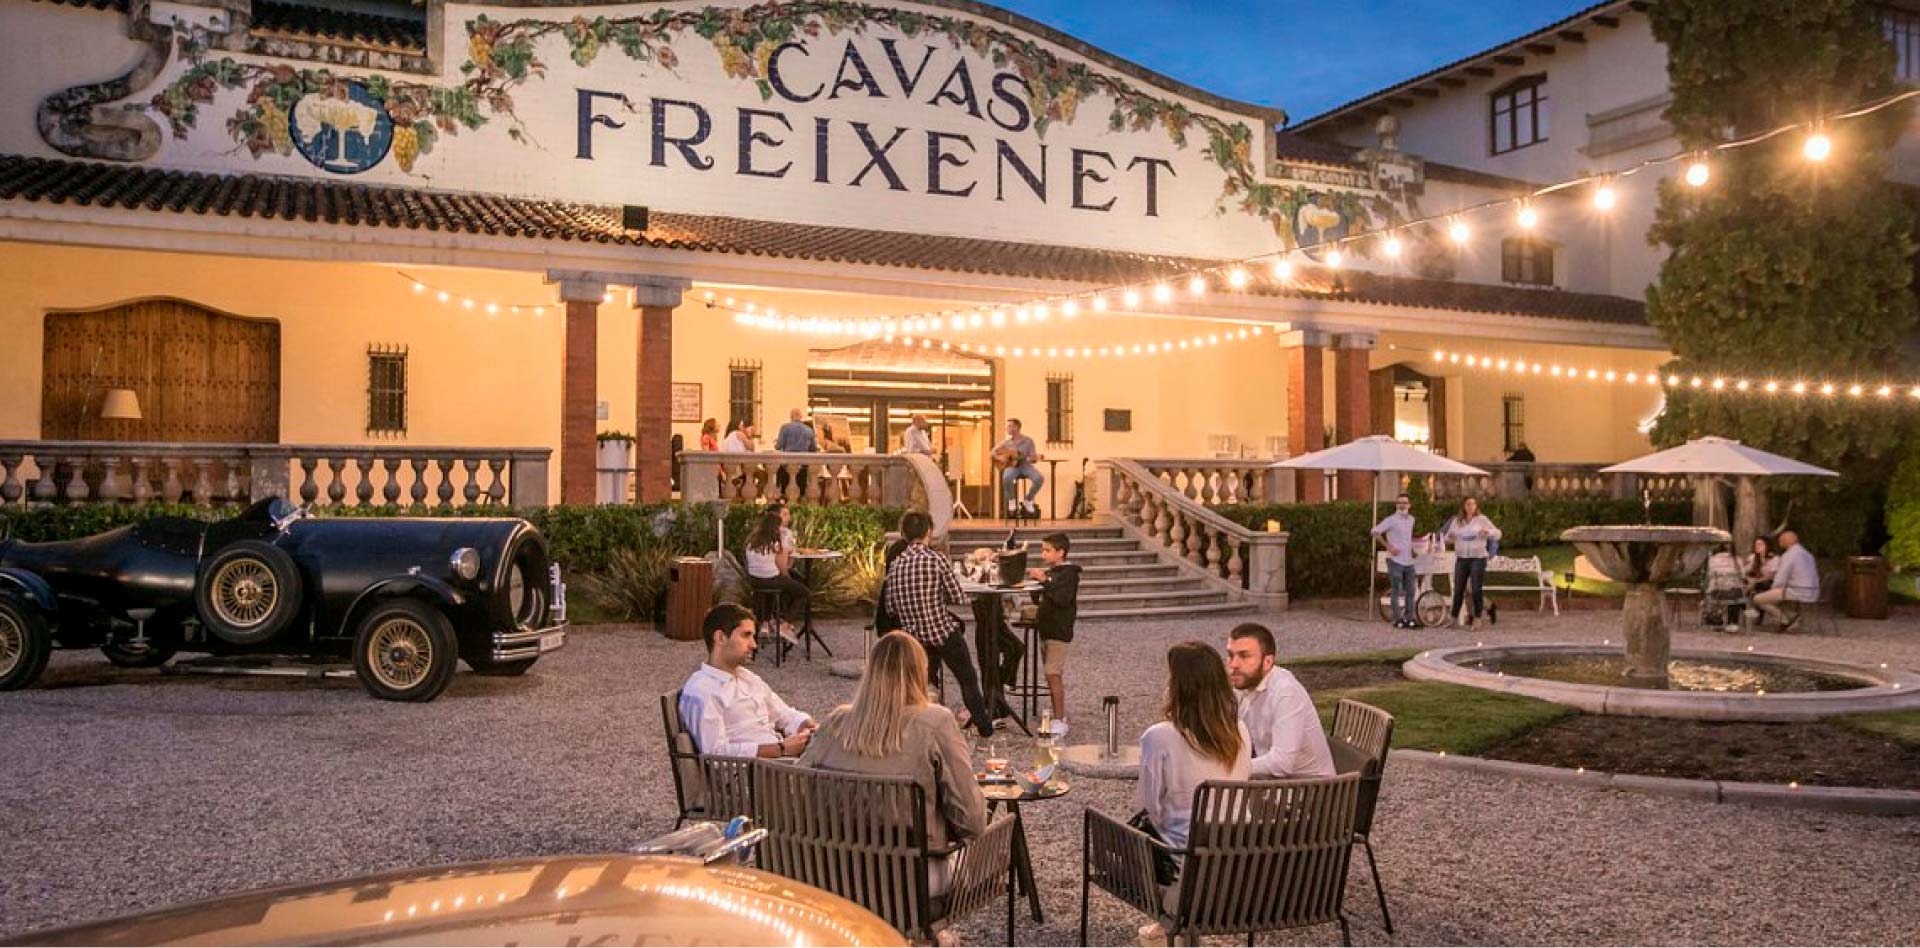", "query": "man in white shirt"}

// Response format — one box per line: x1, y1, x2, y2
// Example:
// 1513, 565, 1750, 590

679, 603, 815, 758
901, 414, 934, 455
1224, 622, 1335, 778
1754, 529, 1821, 629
